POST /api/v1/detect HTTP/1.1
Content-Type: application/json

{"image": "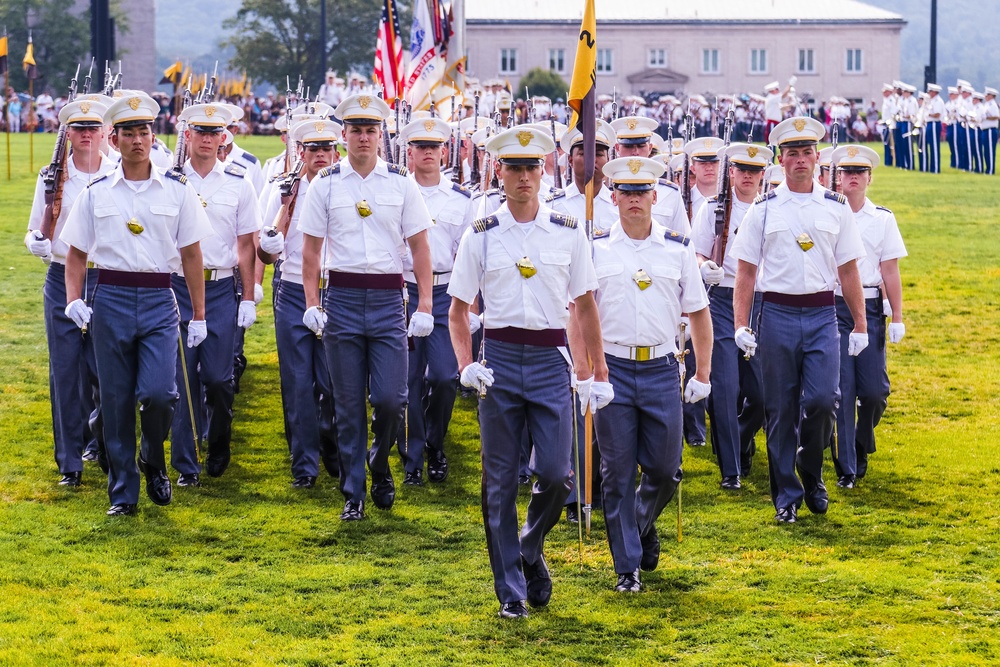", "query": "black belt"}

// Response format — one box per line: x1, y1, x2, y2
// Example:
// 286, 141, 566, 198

485, 327, 566, 347
763, 291, 834, 307
98, 269, 171, 288
327, 271, 403, 290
